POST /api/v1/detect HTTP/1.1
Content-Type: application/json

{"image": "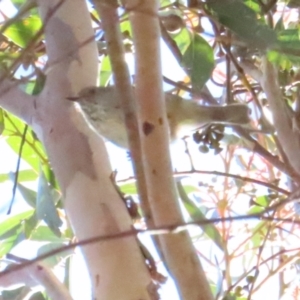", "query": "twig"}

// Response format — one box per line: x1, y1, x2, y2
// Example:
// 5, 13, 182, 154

234, 126, 300, 183
8, 125, 28, 214
117, 170, 290, 196
0, 213, 298, 280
